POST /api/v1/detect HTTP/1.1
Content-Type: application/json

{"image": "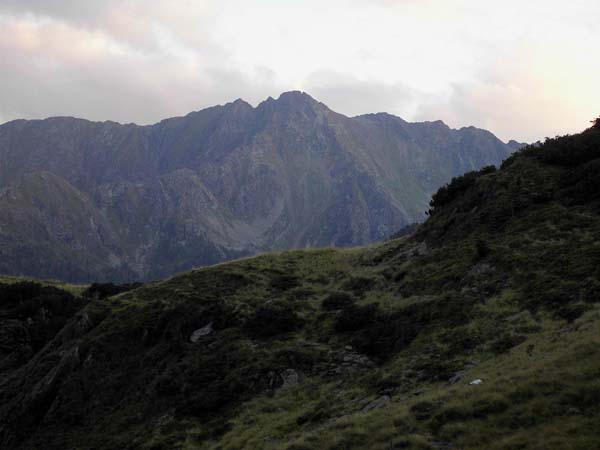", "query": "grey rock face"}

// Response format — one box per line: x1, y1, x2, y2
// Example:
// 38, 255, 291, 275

56, 311, 93, 343
361, 395, 391, 412
0, 320, 32, 373
189, 323, 213, 343
0, 92, 513, 282
280, 369, 301, 389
